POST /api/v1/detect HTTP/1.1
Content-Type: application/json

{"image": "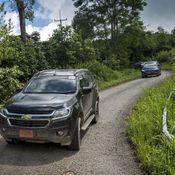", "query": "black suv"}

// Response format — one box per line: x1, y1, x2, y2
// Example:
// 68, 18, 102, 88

0, 69, 99, 150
